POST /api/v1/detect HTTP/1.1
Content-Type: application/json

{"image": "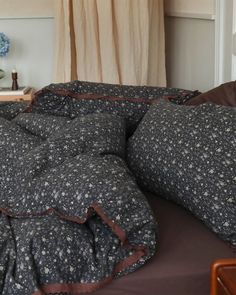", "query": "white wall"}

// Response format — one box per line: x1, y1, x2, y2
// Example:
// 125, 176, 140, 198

0, 0, 55, 18
165, 17, 215, 92
165, 0, 216, 92
165, 0, 215, 17
0, 0, 55, 90
1, 0, 232, 92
